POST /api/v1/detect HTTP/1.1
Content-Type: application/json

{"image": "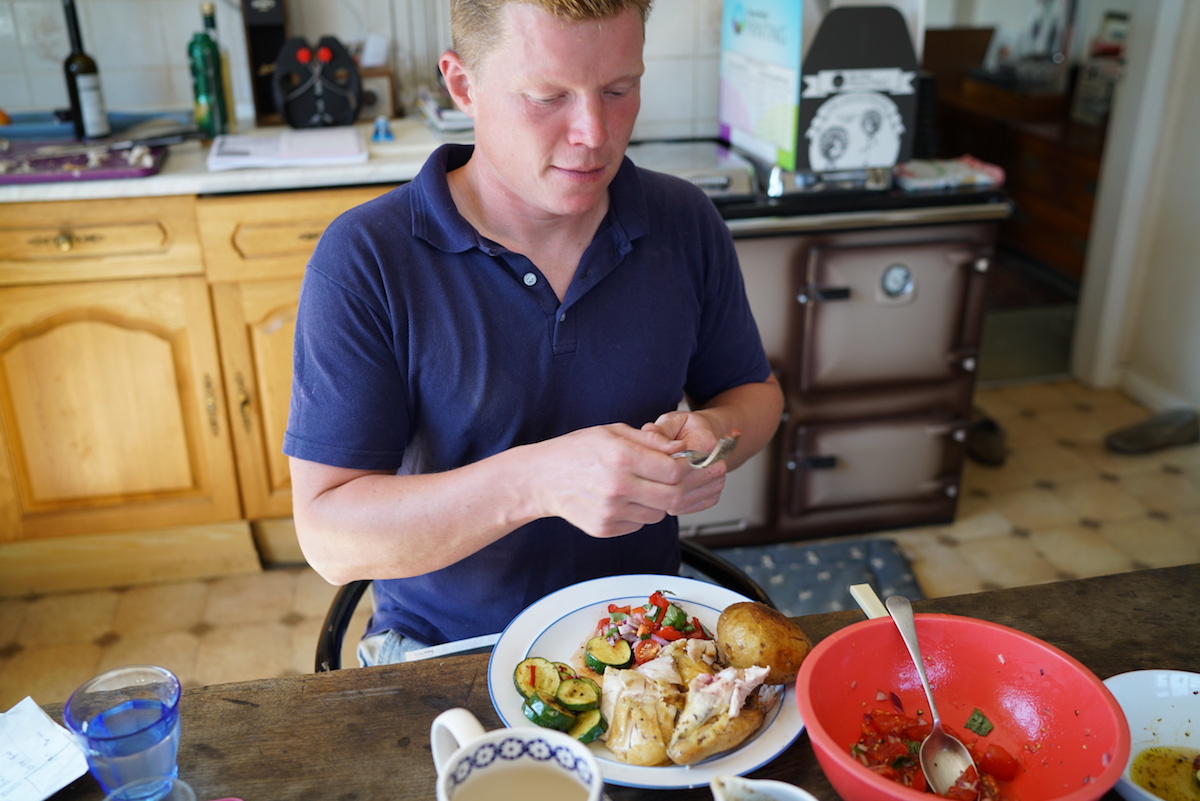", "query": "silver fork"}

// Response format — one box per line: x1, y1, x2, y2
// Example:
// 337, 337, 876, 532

671, 430, 741, 469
